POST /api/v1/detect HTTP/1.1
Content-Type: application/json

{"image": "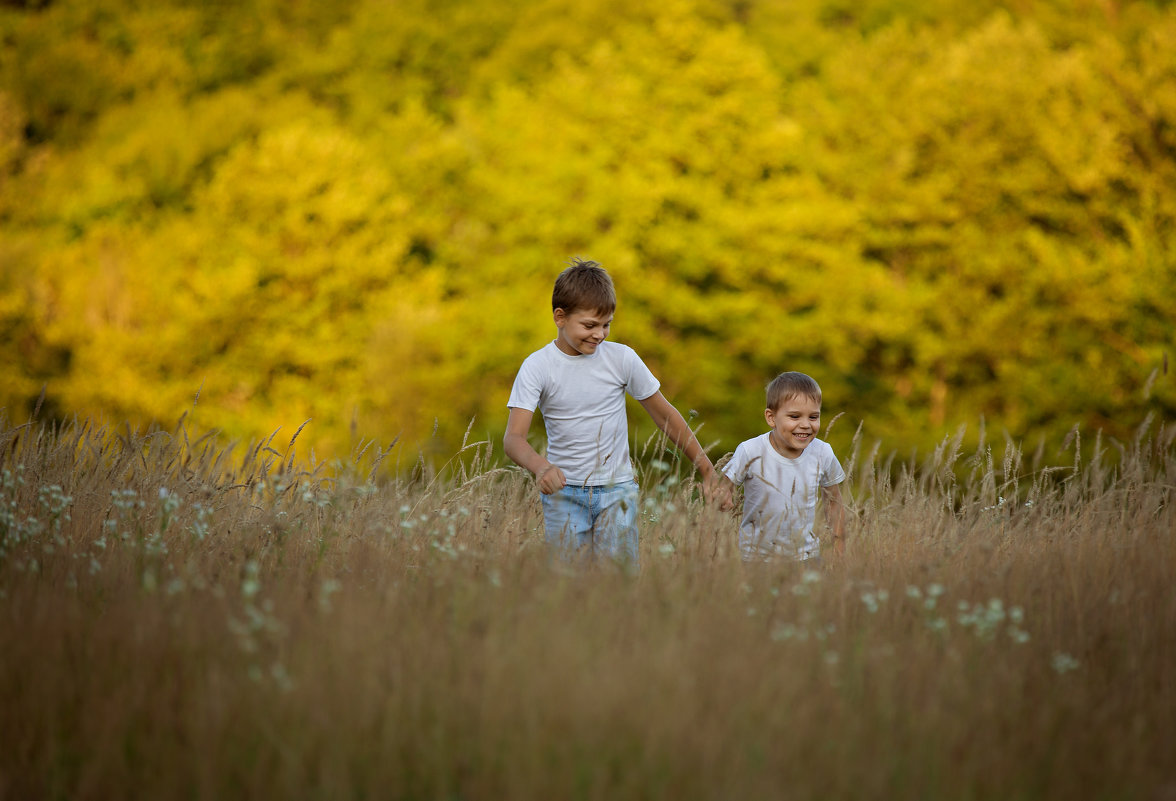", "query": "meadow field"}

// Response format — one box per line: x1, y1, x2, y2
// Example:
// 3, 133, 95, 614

1, 412, 1173, 801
